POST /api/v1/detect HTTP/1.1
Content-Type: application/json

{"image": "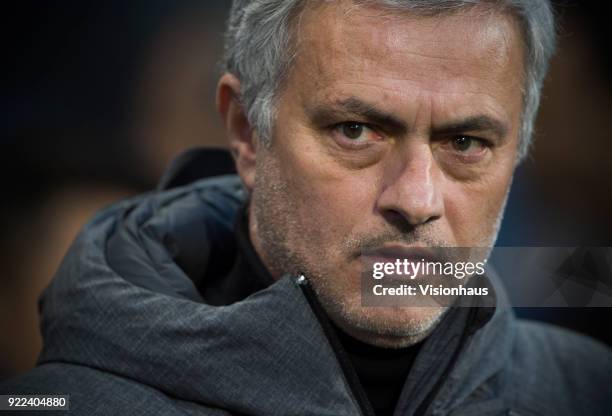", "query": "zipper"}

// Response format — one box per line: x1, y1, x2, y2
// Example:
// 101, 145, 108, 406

294, 275, 487, 416
295, 275, 377, 416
